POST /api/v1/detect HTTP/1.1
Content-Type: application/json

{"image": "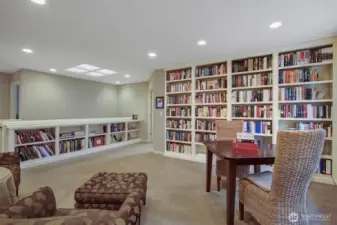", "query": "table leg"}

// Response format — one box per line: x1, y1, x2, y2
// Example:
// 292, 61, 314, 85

254, 165, 261, 173
226, 160, 236, 225
206, 148, 213, 192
